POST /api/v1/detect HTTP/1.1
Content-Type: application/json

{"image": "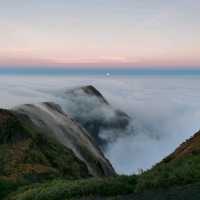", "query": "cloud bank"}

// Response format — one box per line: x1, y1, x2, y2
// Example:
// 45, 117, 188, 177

0, 75, 200, 174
